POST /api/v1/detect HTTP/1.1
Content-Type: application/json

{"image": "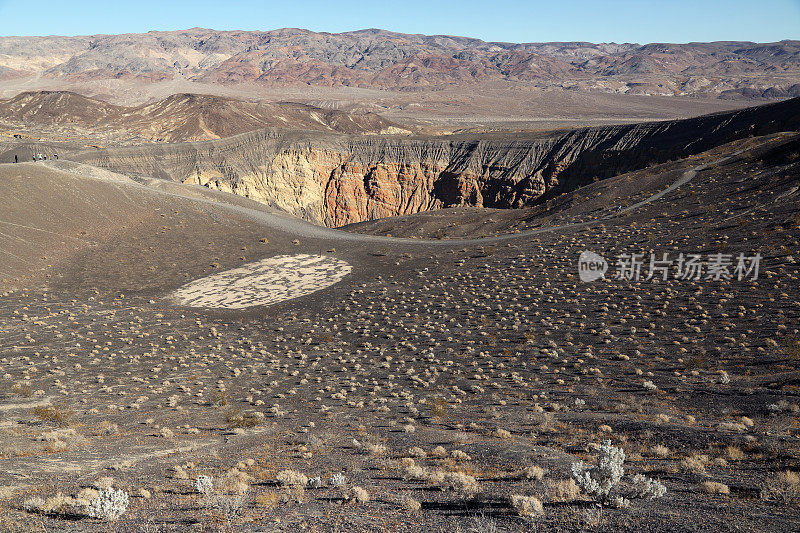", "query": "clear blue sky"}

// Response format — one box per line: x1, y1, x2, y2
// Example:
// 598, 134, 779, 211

0, 0, 797, 43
